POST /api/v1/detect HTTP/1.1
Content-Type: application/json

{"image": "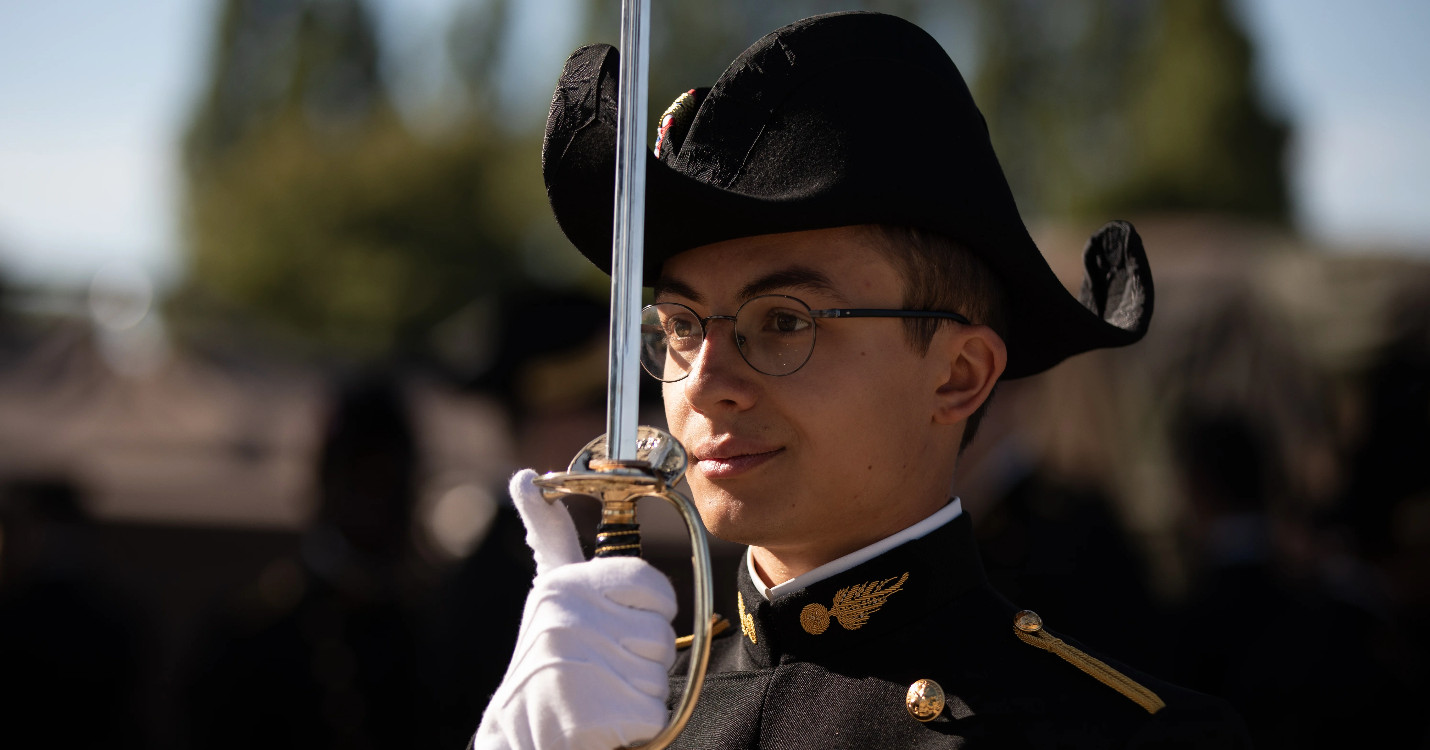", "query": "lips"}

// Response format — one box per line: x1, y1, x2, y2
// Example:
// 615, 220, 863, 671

692, 442, 784, 479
